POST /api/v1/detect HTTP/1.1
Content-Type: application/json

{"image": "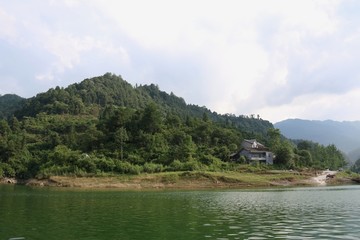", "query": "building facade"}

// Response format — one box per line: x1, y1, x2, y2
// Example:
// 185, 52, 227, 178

231, 139, 274, 164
